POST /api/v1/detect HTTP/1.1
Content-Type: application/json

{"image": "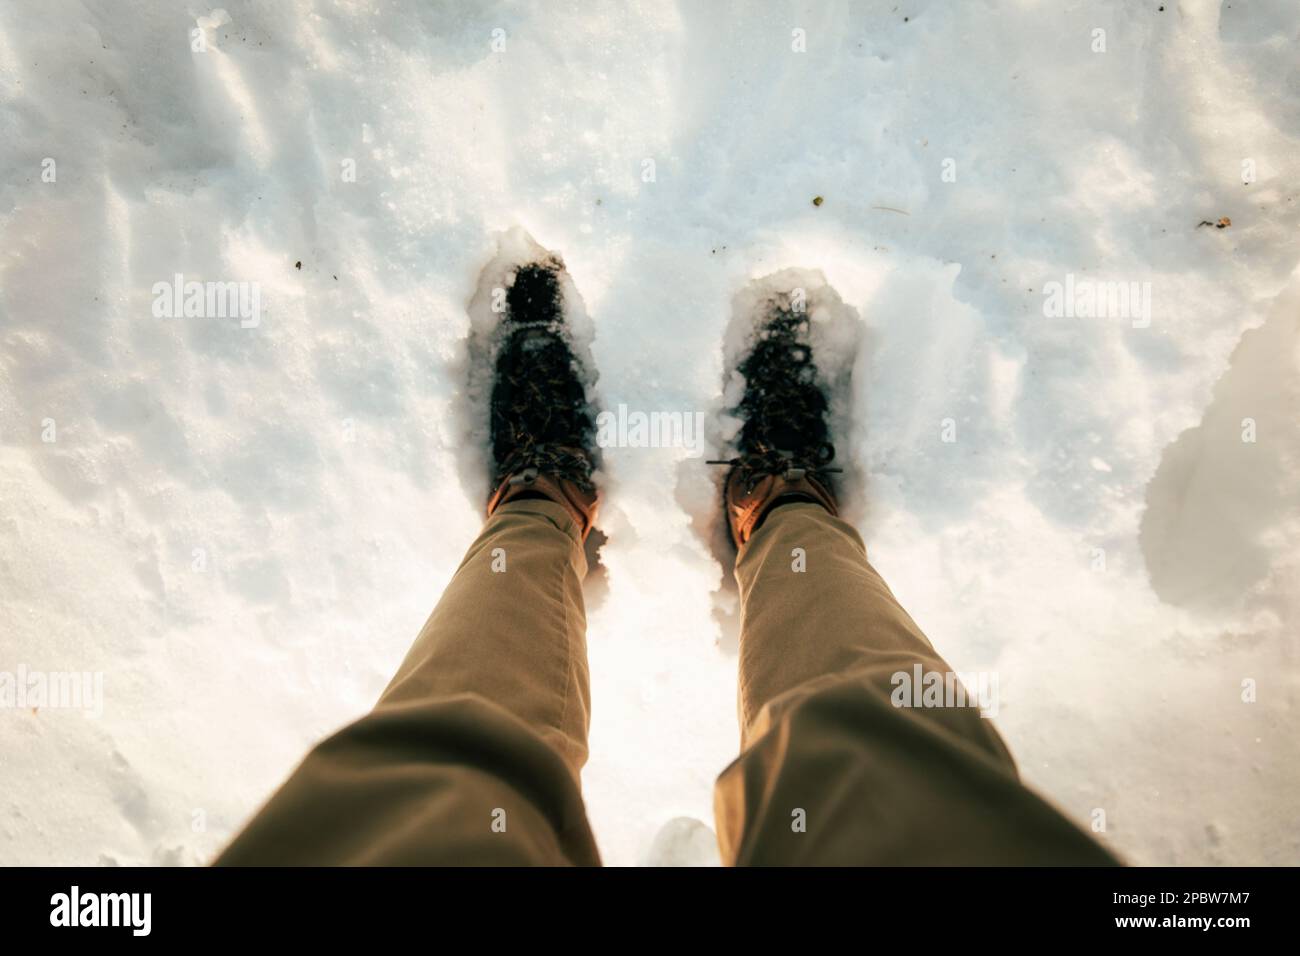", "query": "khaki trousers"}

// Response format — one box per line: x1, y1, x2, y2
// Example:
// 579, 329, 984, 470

216, 500, 1117, 866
